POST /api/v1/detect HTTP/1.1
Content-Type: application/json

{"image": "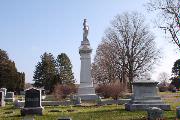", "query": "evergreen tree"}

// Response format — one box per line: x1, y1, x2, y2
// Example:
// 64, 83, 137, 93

33, 52, 58, 92
5, 61, 18, 91
0, 49, 25, 92
0, 49, 9, 62
172, 59, 180, 77
17, 72, 25, 91
57, 53, 74, 84
171, 59, 180, 89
